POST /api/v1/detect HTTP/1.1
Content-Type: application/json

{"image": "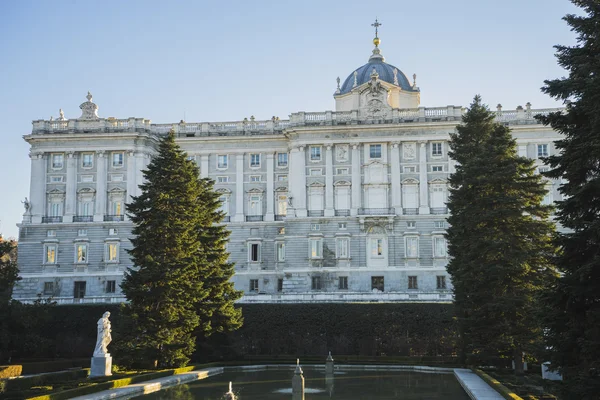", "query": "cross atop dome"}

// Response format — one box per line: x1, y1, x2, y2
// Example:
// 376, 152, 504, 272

371, 18, 382, 40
